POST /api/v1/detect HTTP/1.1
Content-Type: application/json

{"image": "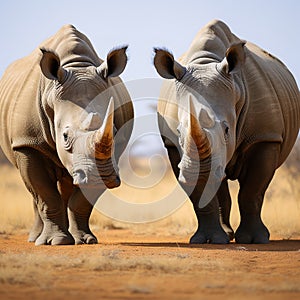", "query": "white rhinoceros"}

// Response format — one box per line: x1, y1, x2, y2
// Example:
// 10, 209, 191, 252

154, 19, 300, 244
0, 25, 134, 245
